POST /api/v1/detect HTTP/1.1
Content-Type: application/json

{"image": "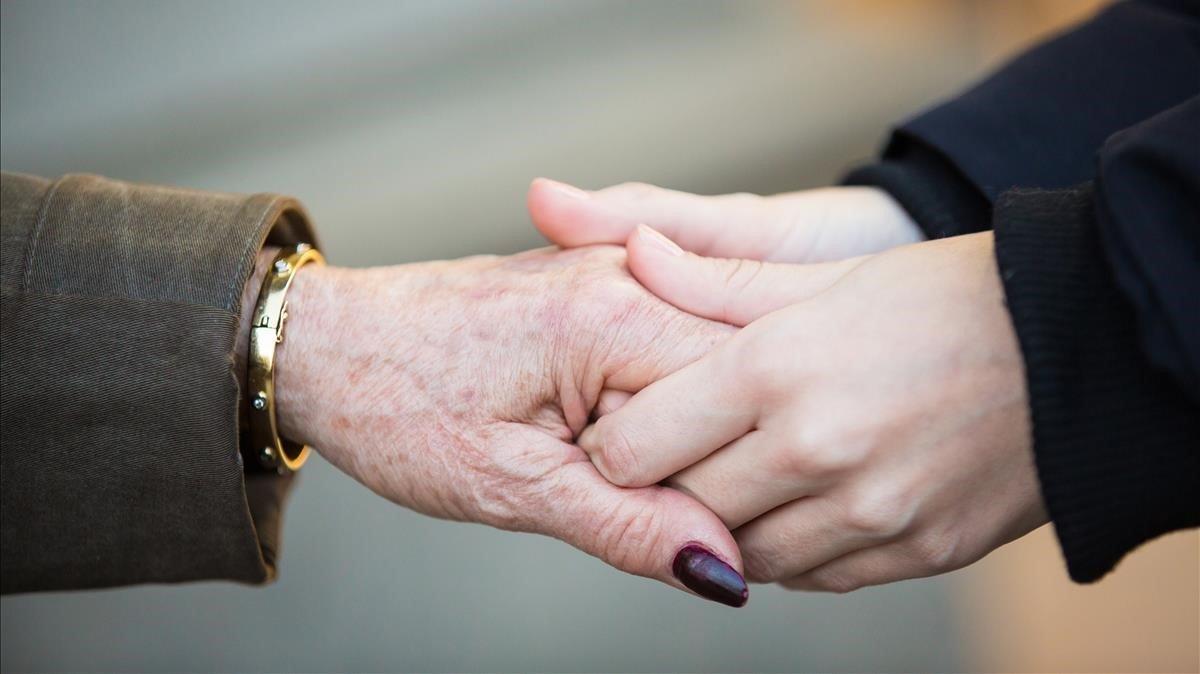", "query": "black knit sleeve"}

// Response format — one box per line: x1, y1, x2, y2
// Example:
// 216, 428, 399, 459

843, 0, 1198, 239
993, 185, 1199, 582
842, 132, 991, 240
